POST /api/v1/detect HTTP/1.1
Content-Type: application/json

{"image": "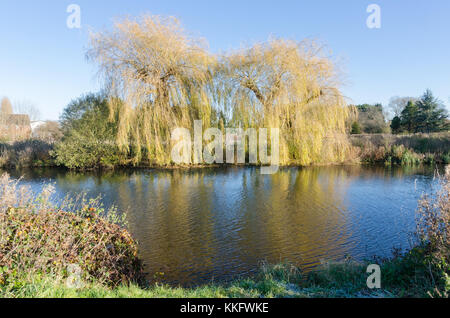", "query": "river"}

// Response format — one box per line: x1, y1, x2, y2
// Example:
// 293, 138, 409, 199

4, 165, 441, 286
